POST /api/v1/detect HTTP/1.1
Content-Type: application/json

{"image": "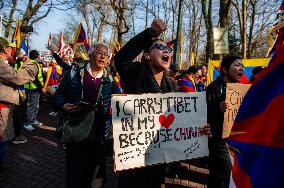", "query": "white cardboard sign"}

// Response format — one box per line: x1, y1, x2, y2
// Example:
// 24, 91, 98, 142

111, 92, 209, 171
